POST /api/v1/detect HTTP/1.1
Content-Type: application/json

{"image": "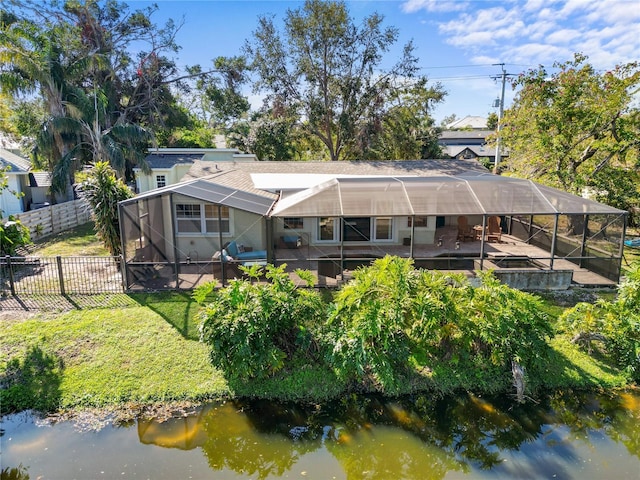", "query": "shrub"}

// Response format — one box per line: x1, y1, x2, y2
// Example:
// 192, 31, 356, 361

328, 256, 418, 392
196, 264, 326, 380
559, 261, 640, 380
0, 216, 31, 255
